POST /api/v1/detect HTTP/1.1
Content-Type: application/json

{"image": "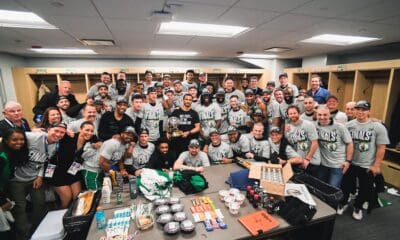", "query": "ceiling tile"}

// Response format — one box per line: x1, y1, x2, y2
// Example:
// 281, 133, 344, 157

174, 0, 238, 6
260, 14, 324, 31
236, 0, 311, 12
93, 0, 163, 20
105, 18, 158, 36
338, 0, 400, 22
171, 2, 228, 22
13, 29, 80, 46
0, 0, 29, 11
19, 0, 99, 17
375, 15, 400, 26
291, 0, 381, 18
216, 7, 280, 27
